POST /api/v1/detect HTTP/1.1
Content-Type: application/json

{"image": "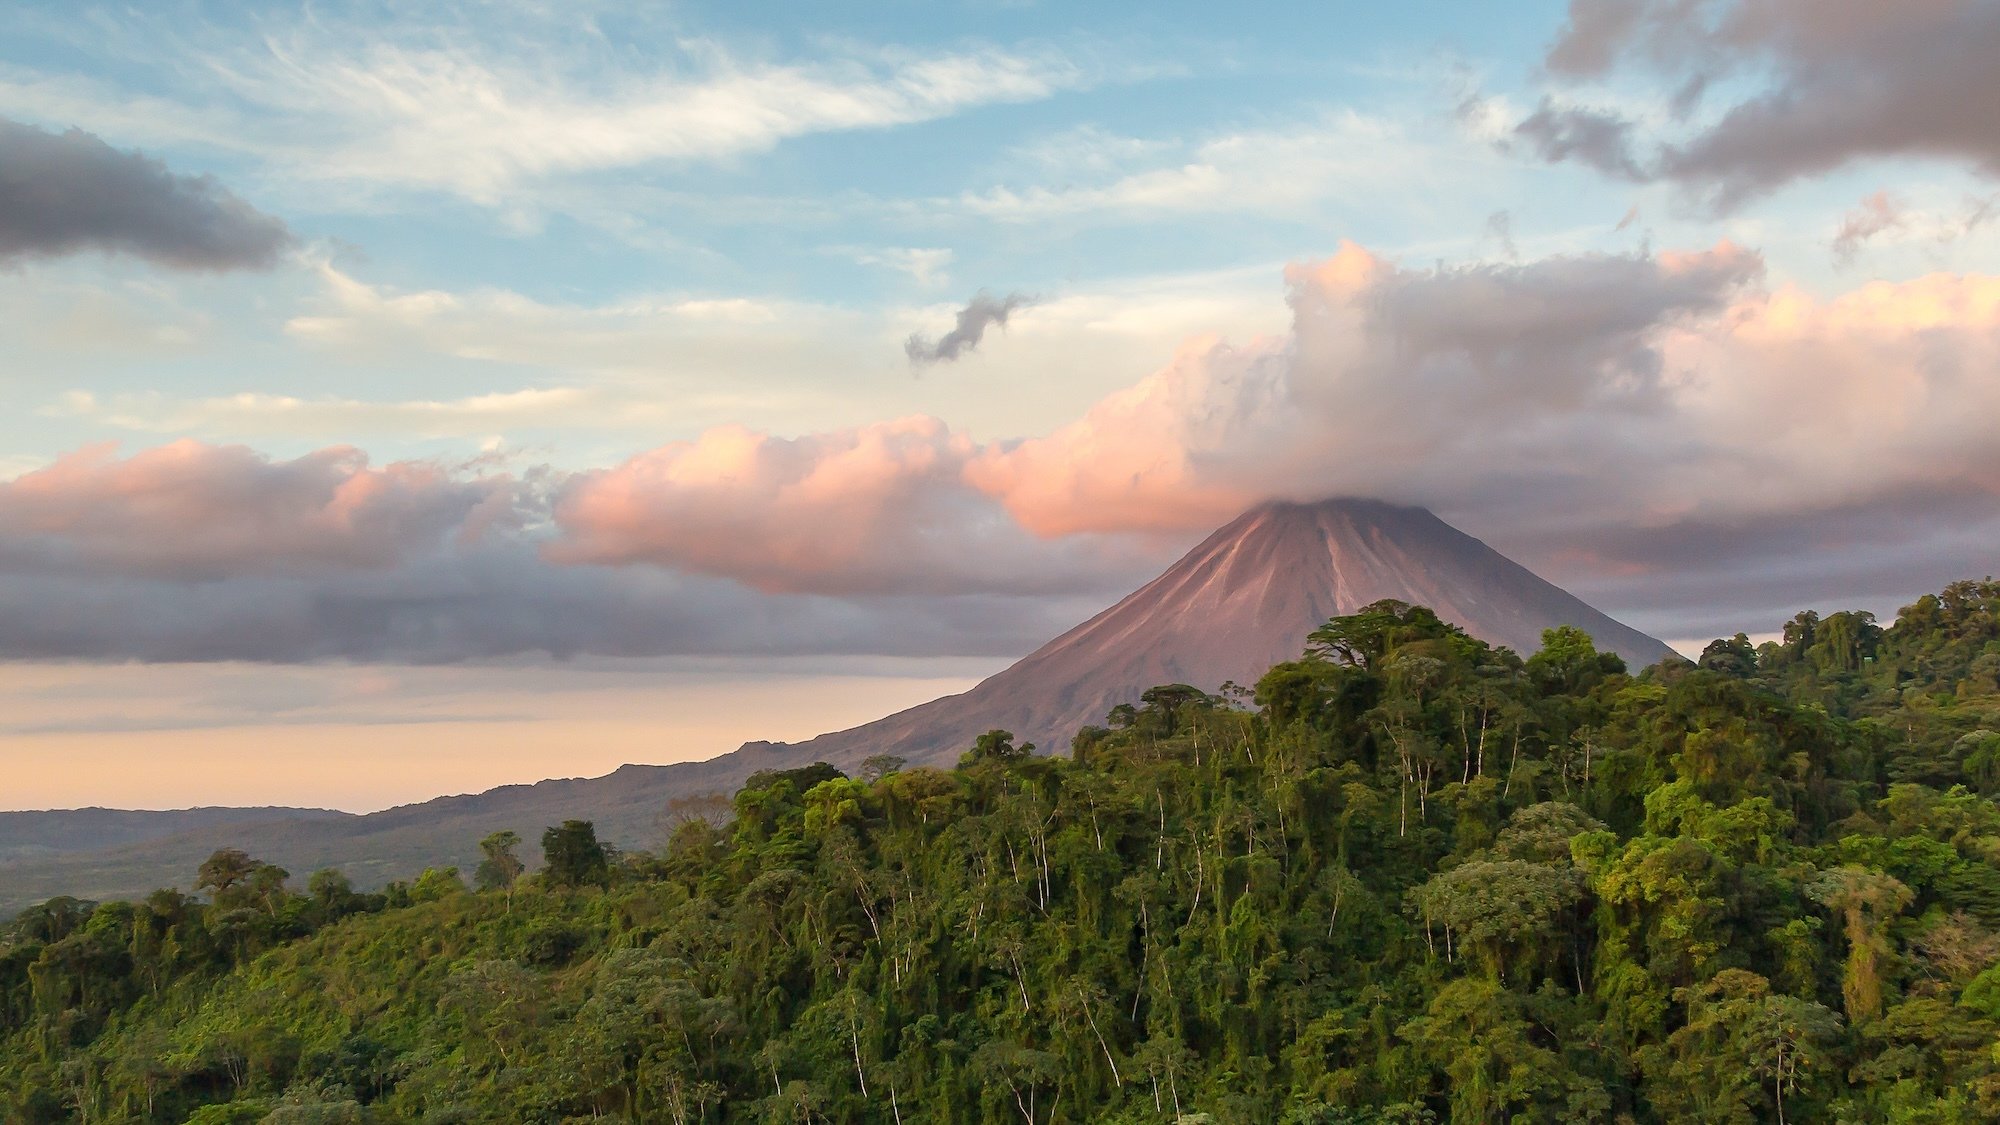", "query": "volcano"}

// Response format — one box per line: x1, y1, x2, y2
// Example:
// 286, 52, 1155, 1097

0, 498, 1674, 914
748, 498, 1673, 768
